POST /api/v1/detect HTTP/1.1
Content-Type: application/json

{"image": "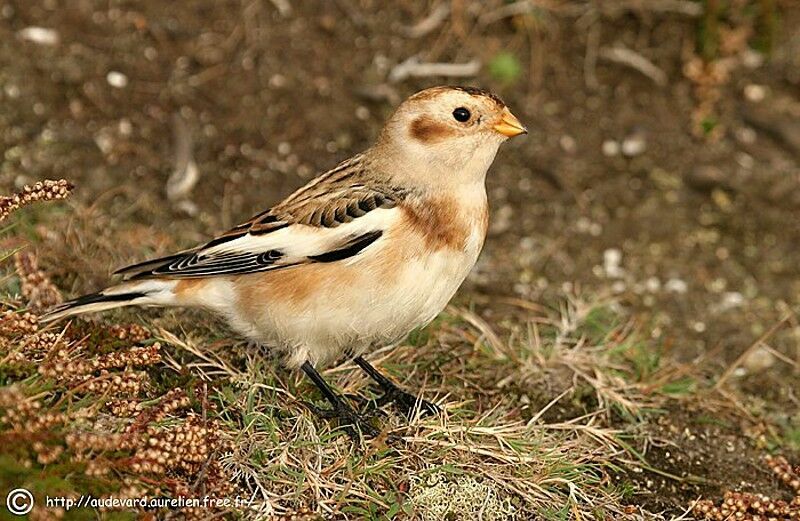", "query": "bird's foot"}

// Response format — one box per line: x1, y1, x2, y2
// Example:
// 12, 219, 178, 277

345, 393, 388, 420
351, 356, 440, 419
377, 387, 440, 419
303, 399, 381, 440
